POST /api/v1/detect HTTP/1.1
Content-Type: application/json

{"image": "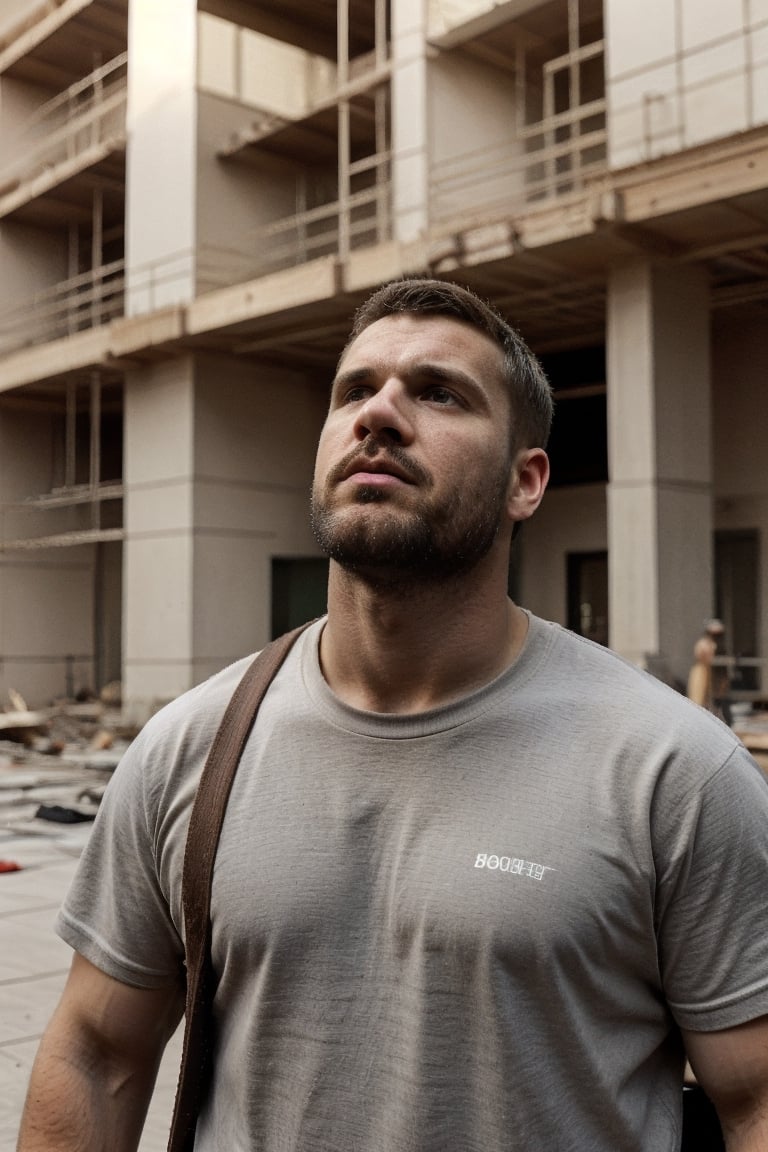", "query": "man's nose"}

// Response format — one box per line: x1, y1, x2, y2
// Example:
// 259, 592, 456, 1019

353, 380, 414, 444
